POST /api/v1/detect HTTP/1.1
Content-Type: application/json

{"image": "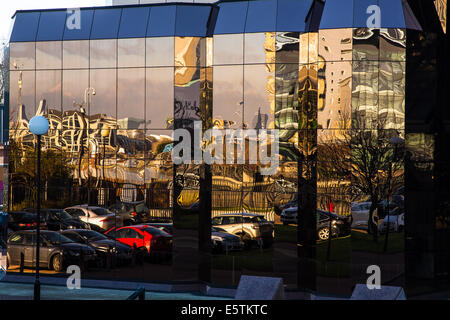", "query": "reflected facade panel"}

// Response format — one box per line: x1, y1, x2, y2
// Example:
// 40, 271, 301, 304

118, 68, 145, 129
146, 37, 174, 67
146, 67, 174, 130
90, 39, 117, 68
213, 34, 244, 65
118, 38, 145, 67
9, 42, 35, 70
36, 41, 62, 69
90, 68, 117, 122
63, 40, 89, 69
